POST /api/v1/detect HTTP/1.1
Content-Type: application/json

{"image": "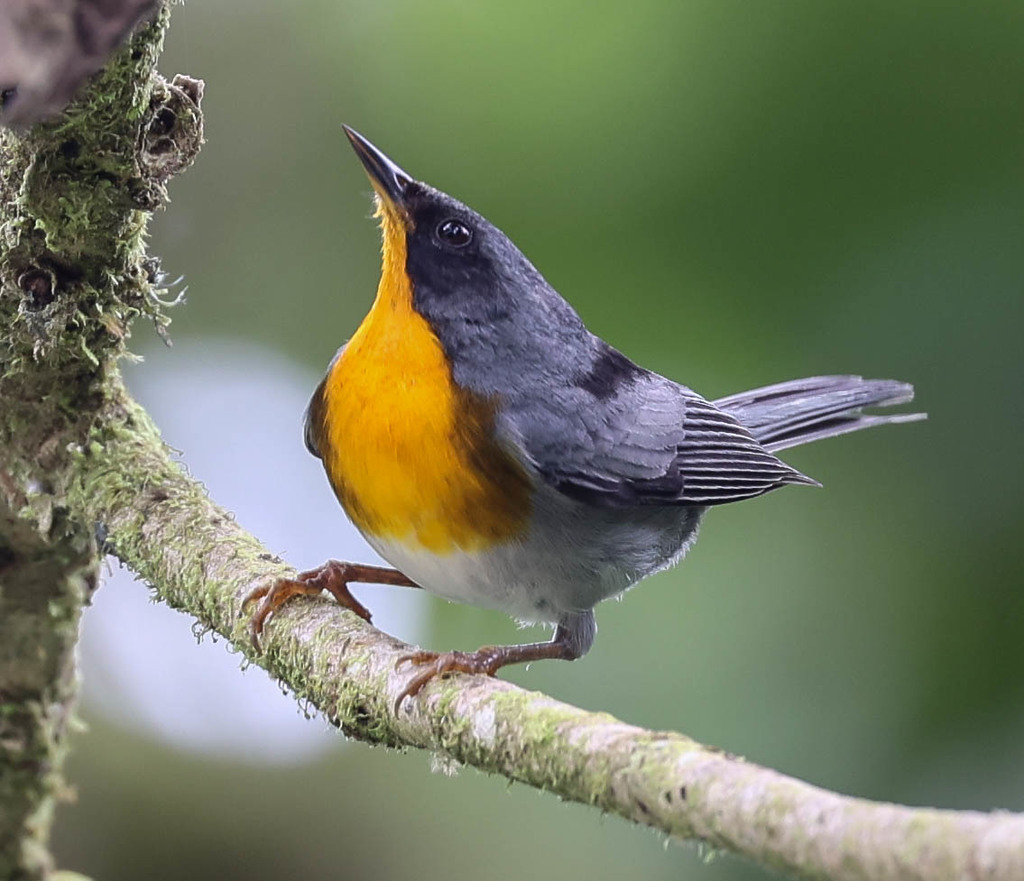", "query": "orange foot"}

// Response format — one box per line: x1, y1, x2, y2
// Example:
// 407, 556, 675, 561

395, 647, 508, 710
243, 559, 416, 650
394, 632, 581, 712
